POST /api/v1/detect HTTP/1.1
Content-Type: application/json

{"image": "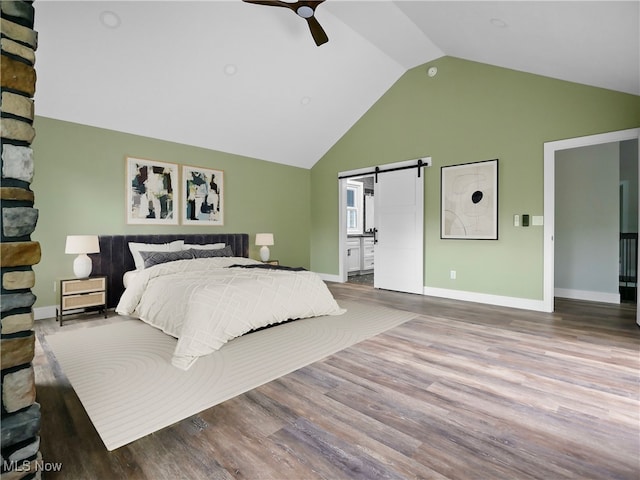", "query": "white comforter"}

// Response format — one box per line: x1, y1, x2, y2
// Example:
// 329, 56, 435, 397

116, 257, 345, 370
